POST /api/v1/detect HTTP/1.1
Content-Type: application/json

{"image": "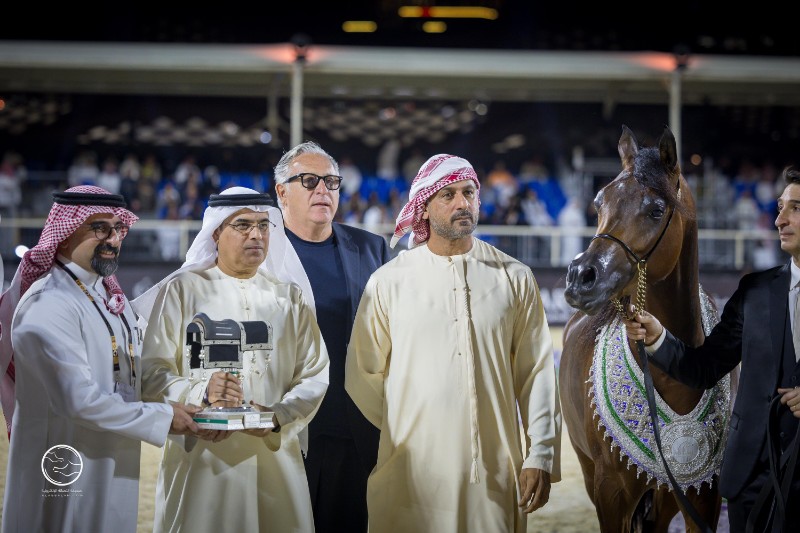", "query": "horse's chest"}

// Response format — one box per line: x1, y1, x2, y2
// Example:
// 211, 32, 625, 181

590, 315, 731, 491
